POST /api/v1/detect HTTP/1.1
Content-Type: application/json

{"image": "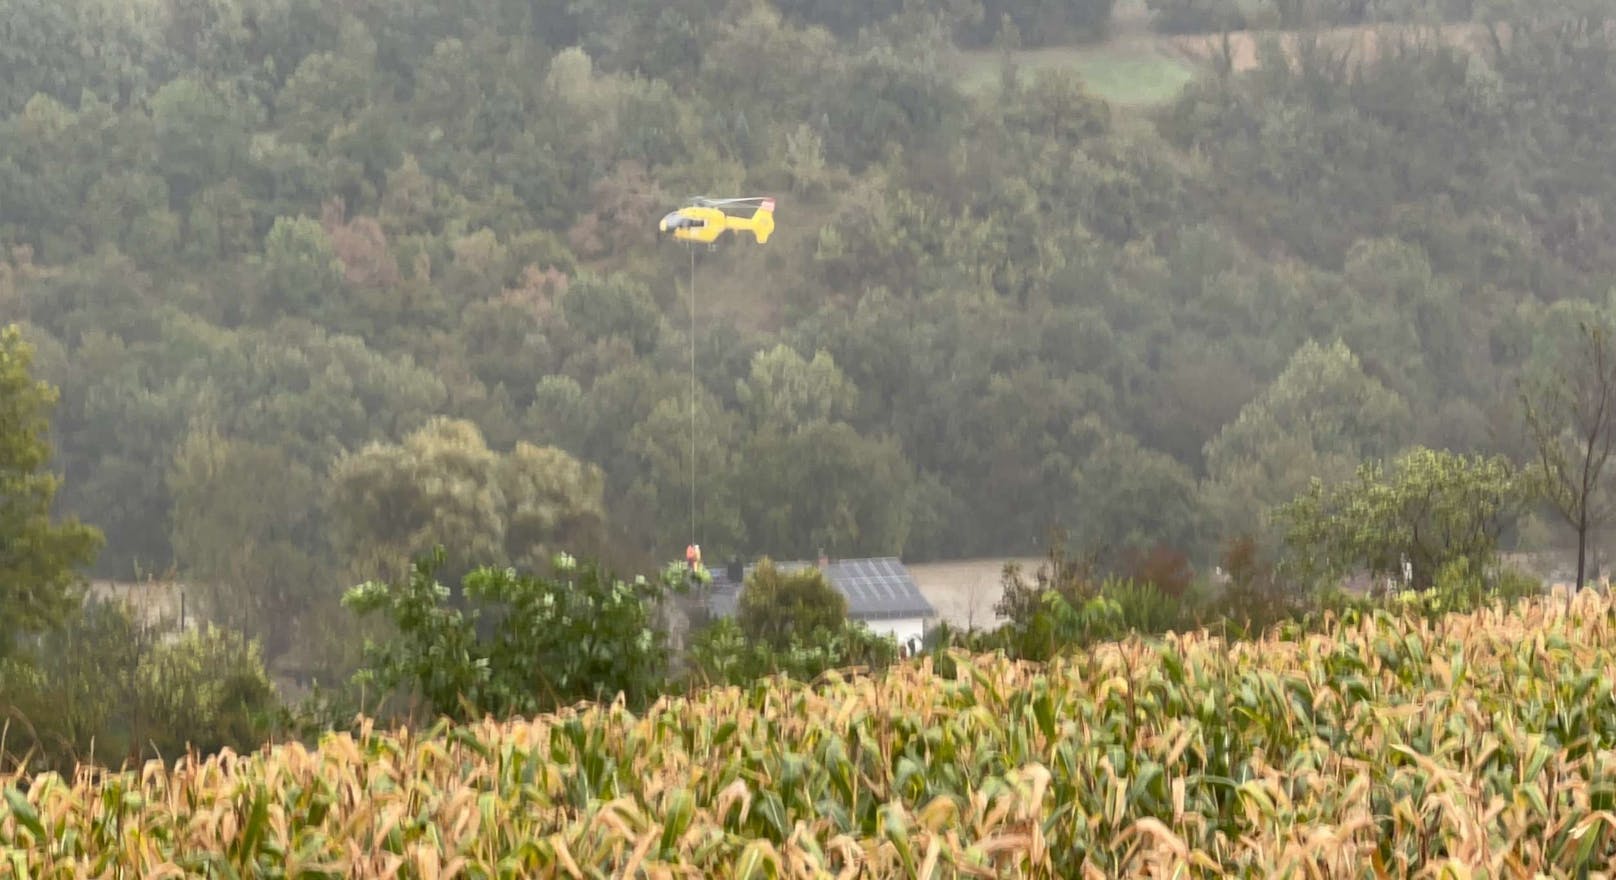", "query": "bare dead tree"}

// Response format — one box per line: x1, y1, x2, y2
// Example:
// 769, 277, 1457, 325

1520, 320, 1616, 593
